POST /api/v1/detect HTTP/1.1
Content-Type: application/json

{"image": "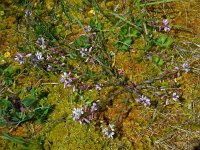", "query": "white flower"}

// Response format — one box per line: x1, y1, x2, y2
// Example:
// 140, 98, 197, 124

60, 72, 67, 83
72, 107, 84, 121
60, 72, 72, 88
172, 92, 179, 101
95, 84, 102, 90
37, 37, 46, 49
182, 62, 190, 72
47, 65, 52, 71
136, 95, 151, 107
84, 26, 92, 32
102, 124, 115, 139
35, 51, 44, 60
